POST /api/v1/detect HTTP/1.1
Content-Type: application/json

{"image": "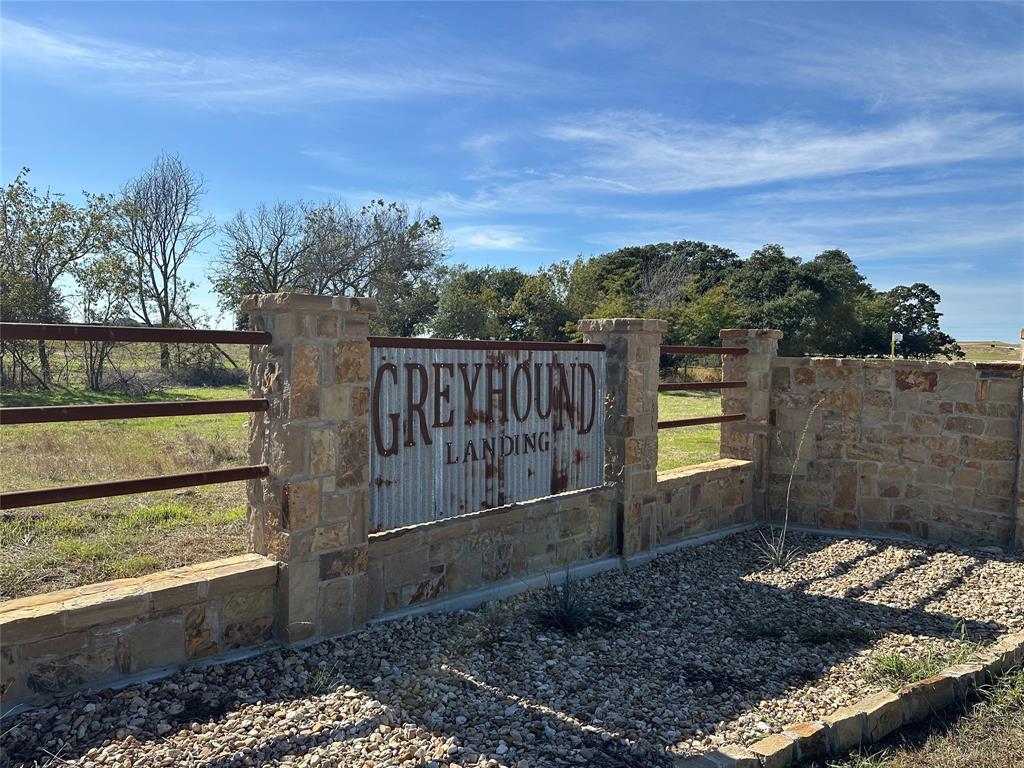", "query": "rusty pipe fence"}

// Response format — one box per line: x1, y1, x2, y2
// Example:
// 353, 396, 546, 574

657, 344, 748, 430
0, 322, 271, 510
